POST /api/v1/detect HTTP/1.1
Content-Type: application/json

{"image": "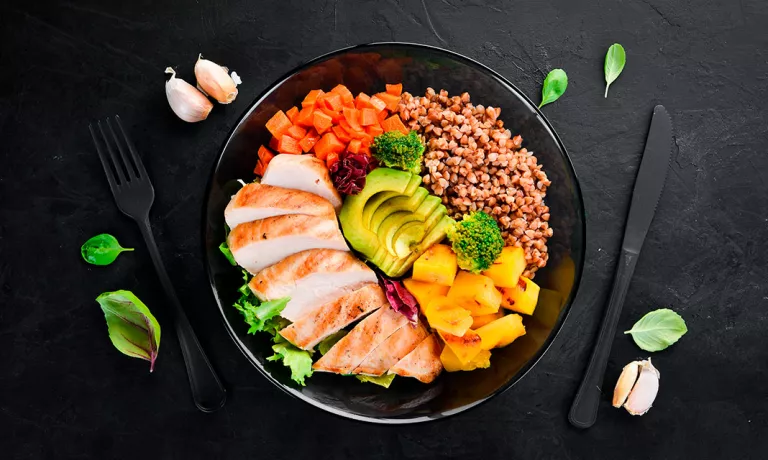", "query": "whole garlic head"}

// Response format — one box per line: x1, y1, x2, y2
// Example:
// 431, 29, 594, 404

165, 67, 213, 123
612, 358, 660, 416
195, 55, 239, 104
